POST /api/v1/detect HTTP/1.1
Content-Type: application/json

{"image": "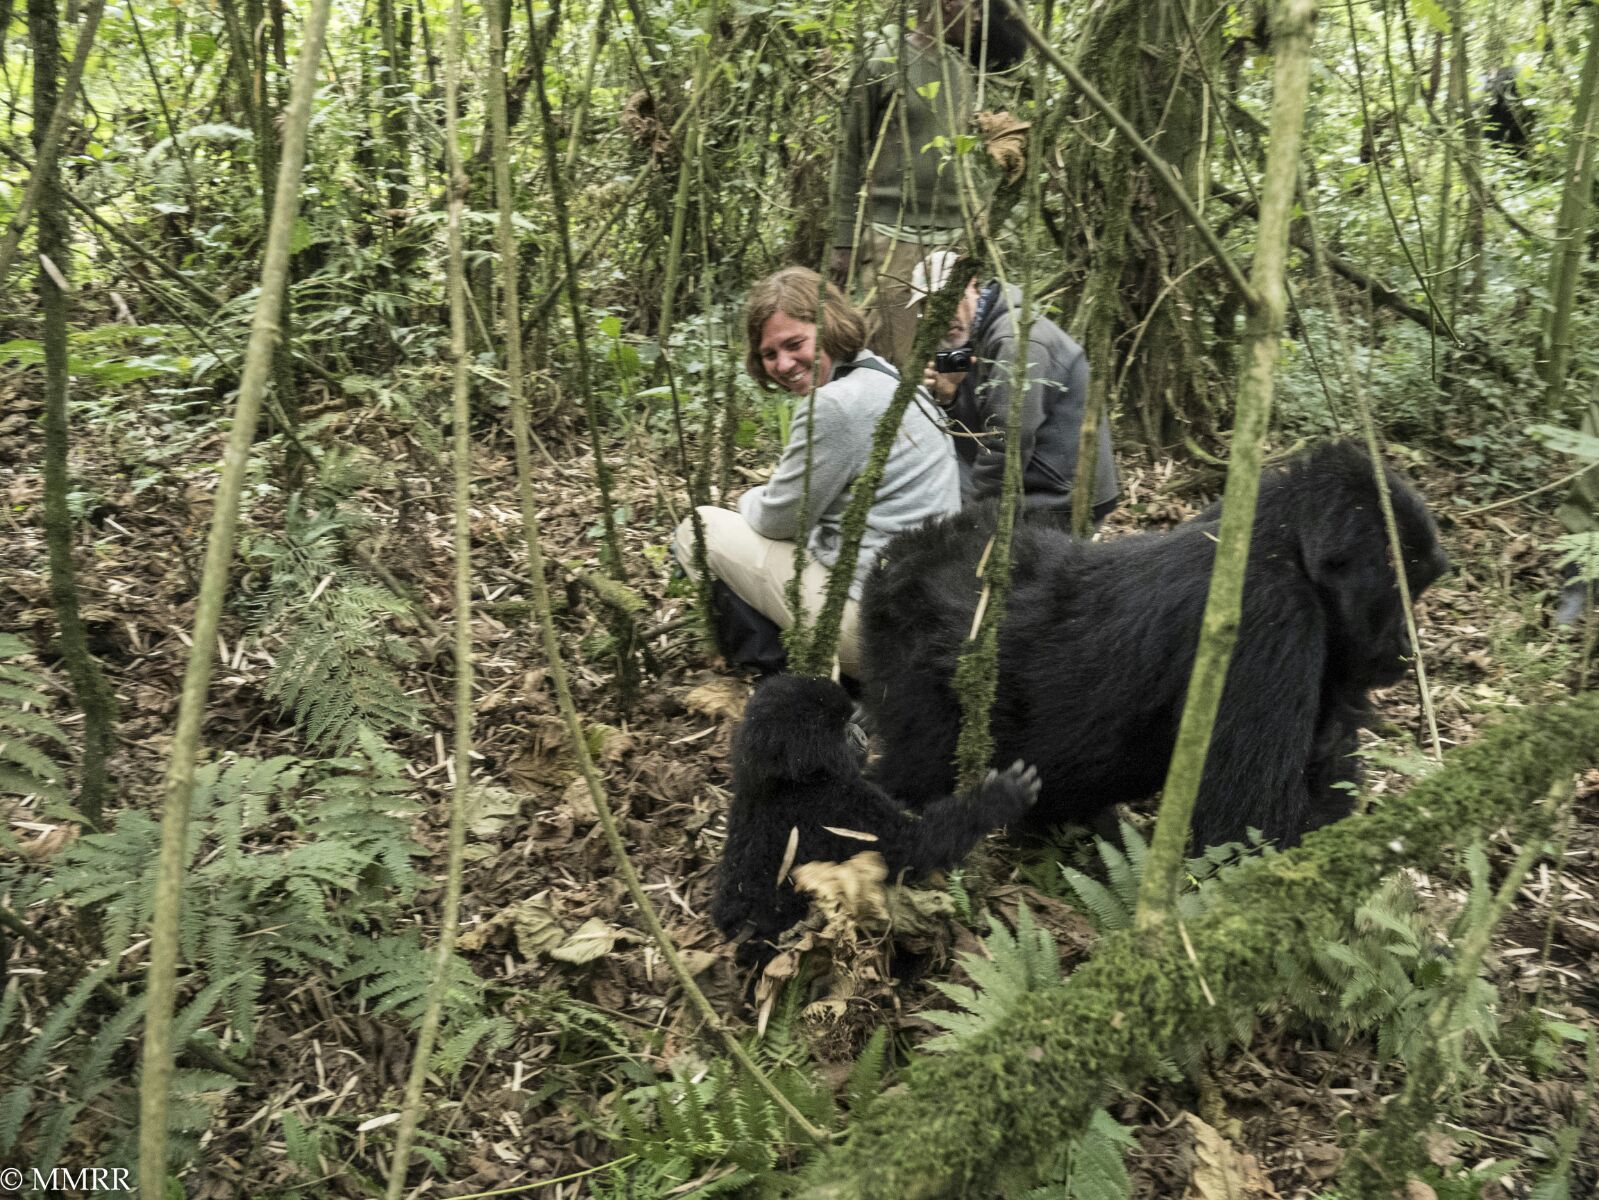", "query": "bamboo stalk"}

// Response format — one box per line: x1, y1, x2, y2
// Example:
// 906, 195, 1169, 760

1135, 0, 1318, 935
136, 0, 332, 1190
381, 0, 475, 1185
